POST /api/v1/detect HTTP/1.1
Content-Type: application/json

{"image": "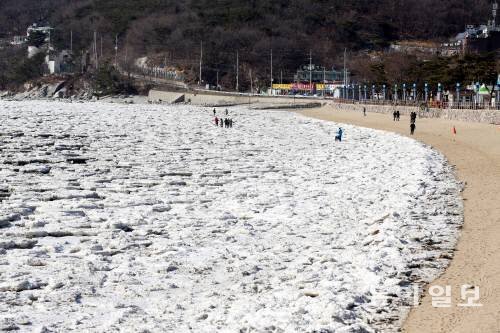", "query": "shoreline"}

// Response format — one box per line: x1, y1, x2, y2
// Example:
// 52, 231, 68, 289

298, 105, 500, 332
